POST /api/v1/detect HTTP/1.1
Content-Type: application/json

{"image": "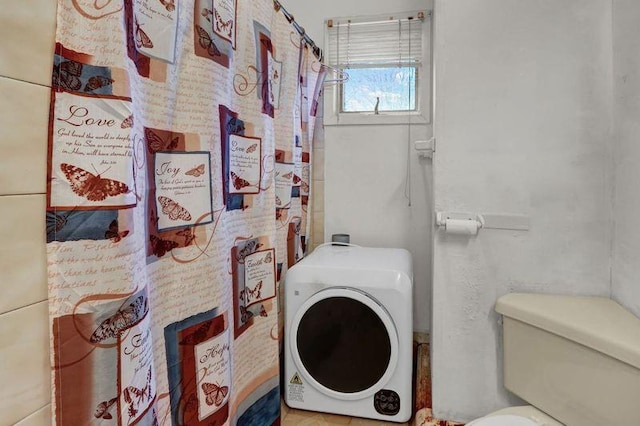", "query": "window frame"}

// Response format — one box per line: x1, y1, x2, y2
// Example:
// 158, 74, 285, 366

323, 10, 432, 126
